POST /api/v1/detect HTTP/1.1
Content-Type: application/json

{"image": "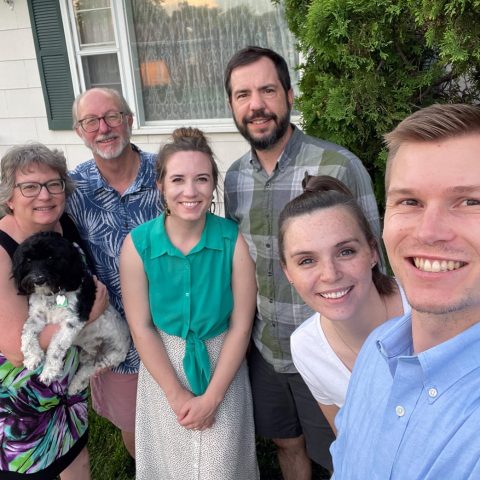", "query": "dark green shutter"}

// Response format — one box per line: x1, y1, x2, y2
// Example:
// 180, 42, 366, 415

28, 0, 75, 130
